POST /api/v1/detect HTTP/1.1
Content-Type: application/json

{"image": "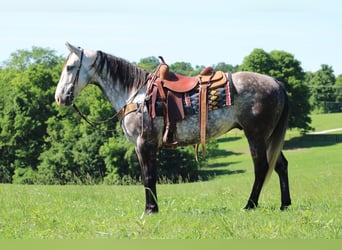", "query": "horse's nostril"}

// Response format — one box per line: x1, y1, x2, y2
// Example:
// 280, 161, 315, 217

55, 96, 60, 104
55, 96, 65, 107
